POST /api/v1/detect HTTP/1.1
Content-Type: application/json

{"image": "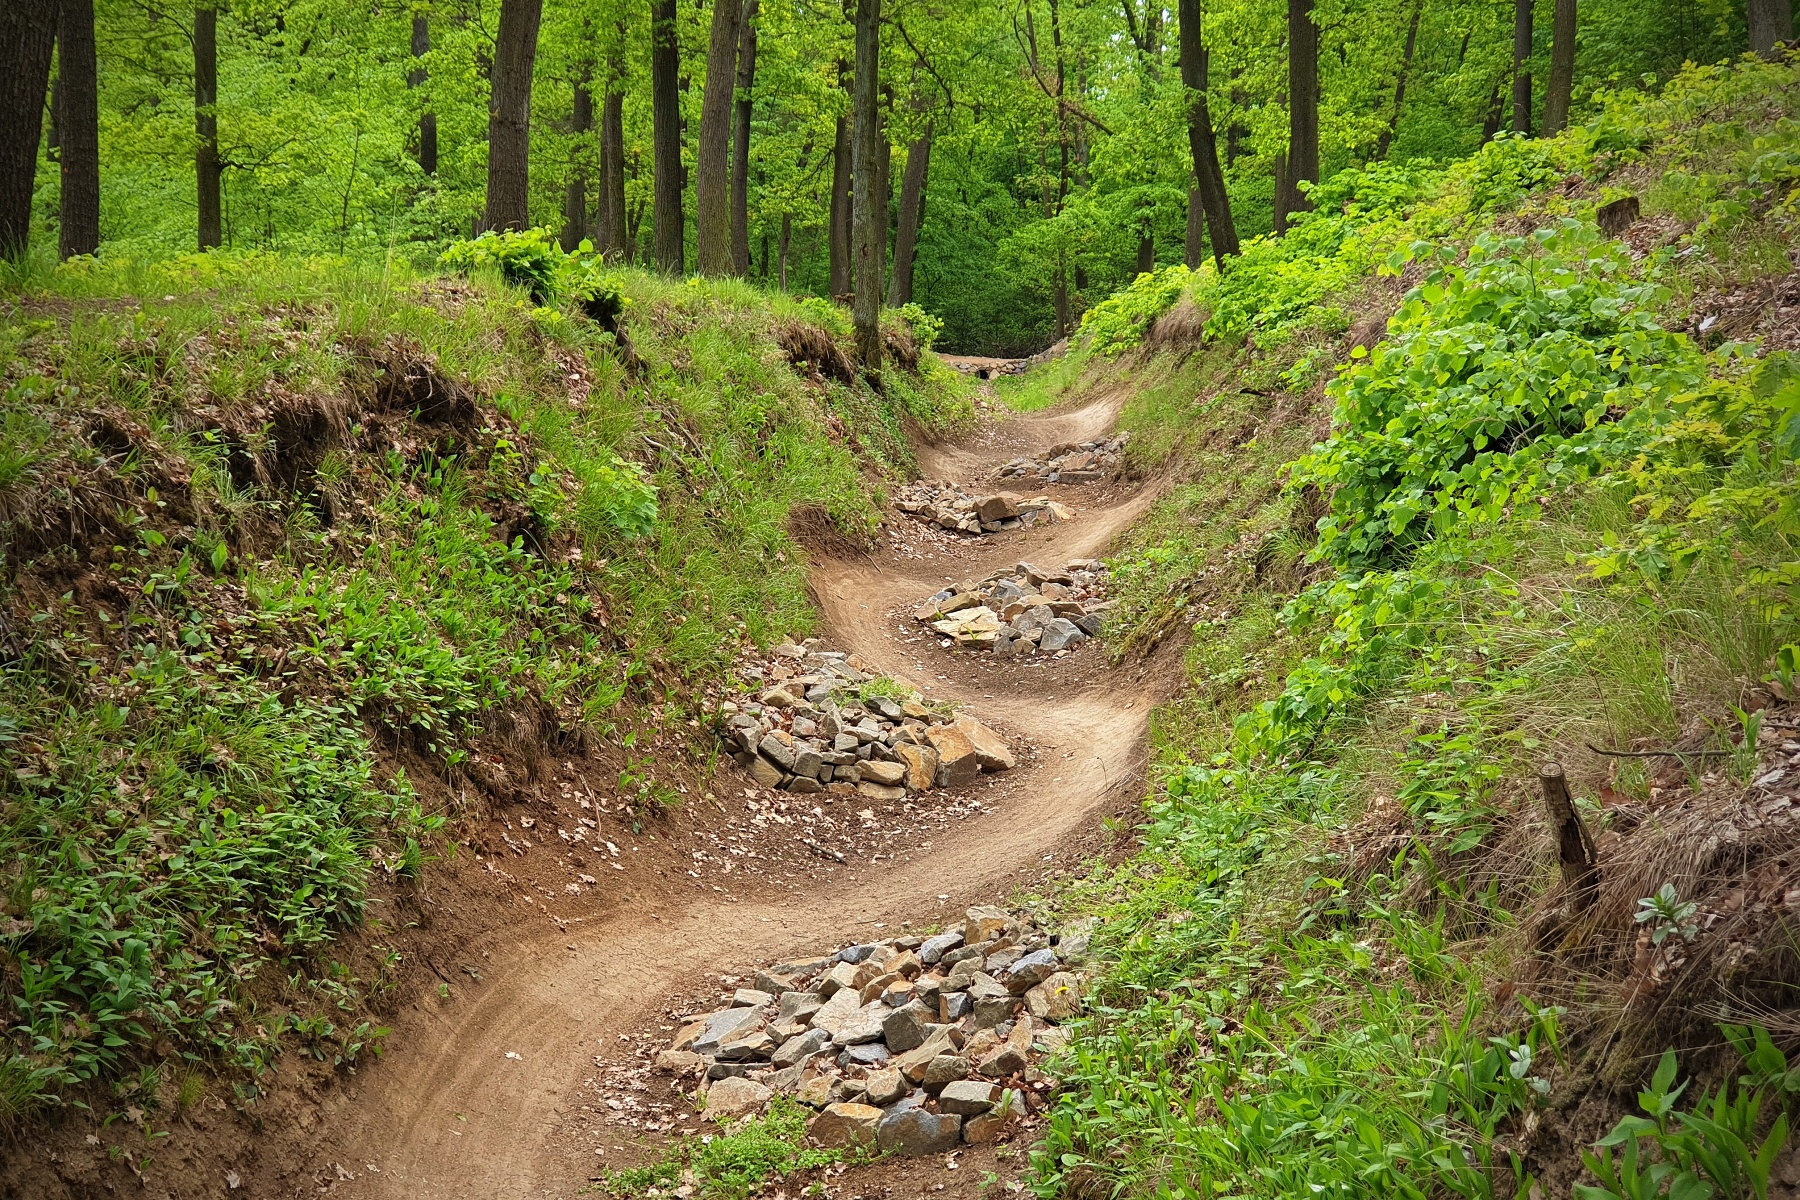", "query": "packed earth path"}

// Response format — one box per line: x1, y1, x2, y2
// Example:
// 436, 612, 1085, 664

321, 378, 1168, 1199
